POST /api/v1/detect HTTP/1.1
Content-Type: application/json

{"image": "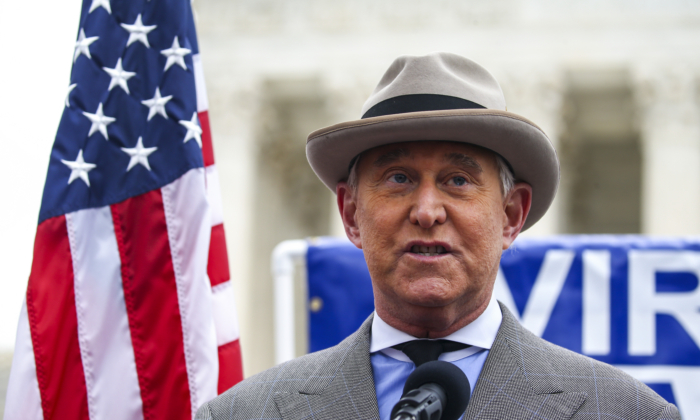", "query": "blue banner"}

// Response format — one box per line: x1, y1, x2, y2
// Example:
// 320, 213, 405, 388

306, 236, 700, 417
